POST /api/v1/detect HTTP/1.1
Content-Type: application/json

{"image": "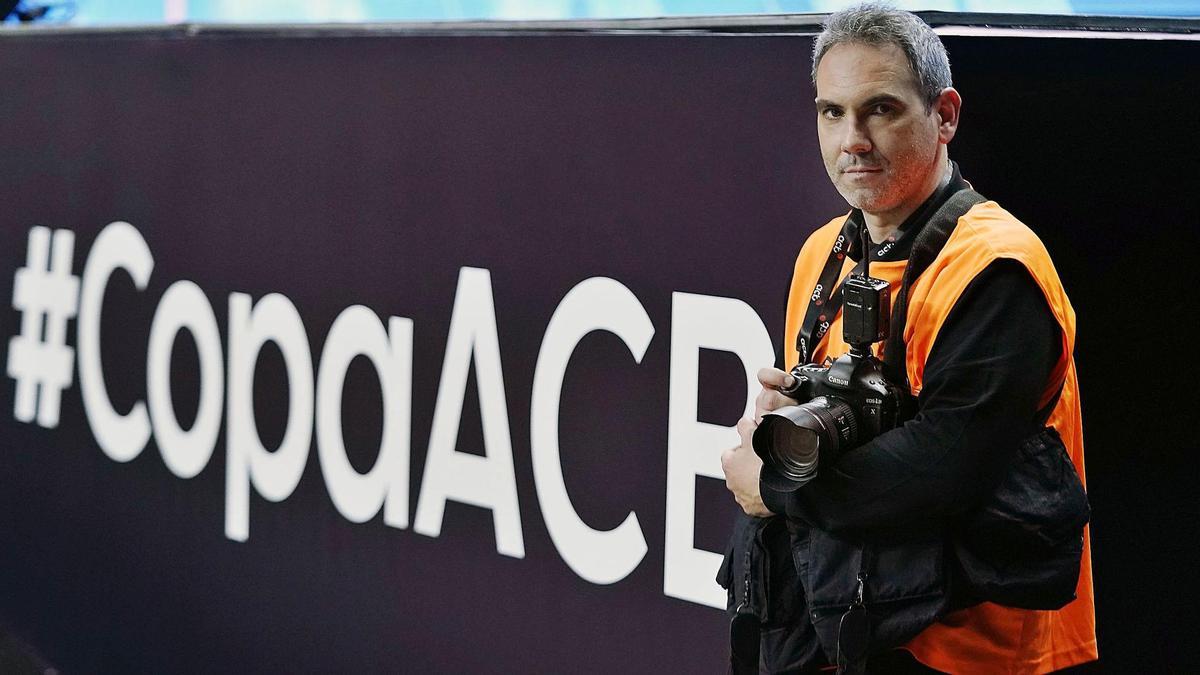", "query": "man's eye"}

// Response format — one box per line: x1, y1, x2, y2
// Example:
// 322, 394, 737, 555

870, 103, 894, 115
822, 107, 843, 120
